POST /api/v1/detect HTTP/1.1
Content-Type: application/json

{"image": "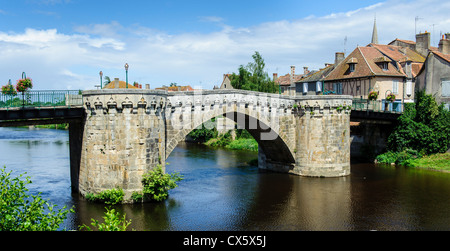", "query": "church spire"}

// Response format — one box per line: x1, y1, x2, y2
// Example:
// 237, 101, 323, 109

371, 15, 379, 44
